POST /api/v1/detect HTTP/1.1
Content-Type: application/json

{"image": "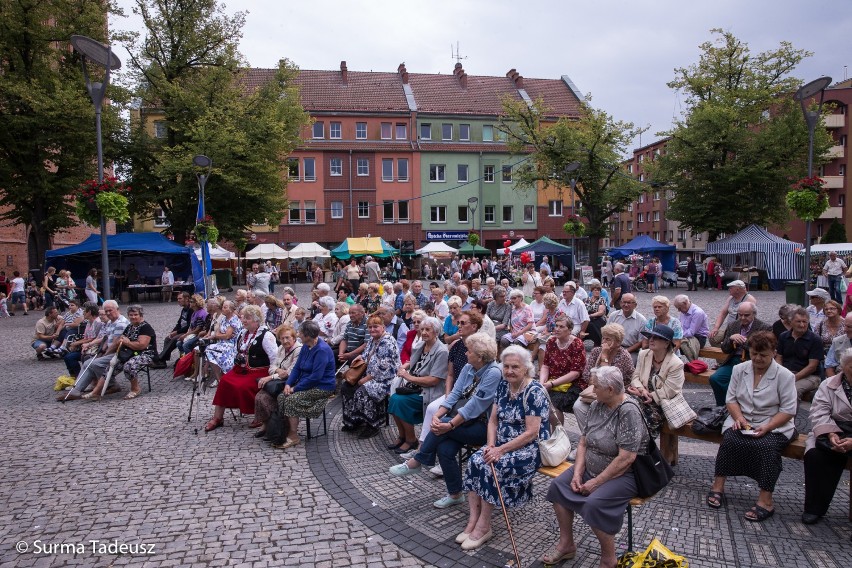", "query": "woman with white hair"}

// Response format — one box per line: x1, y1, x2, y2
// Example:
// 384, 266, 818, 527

640, 295, 683, 351
443, 295, 464, 343
328, 302, 350, 349
501, 289, 535, 347
387, 317, 449, 454
312, 296, 338, 341
543, 366, 648, 566
459, 345, 549, 550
